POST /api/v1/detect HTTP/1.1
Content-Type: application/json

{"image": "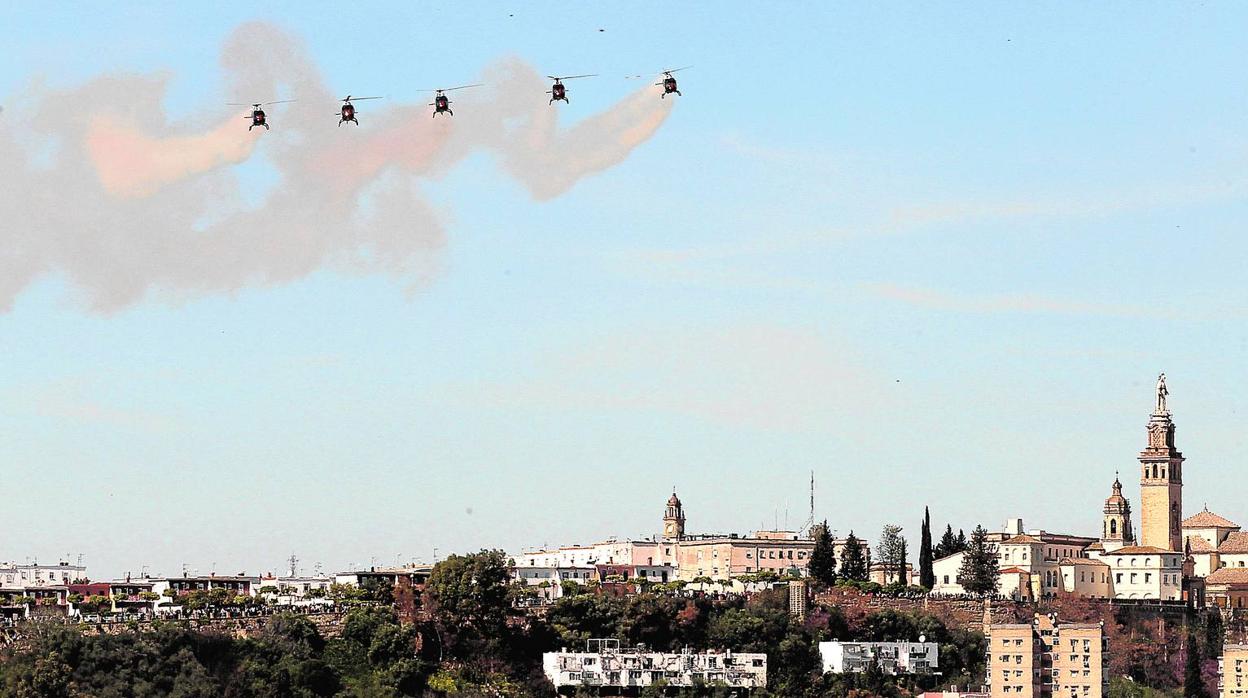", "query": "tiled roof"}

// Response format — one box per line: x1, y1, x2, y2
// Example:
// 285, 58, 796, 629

1060, 558, 1108, 567
1182, 509, 1239, 529
1218, 532, 1248, 554
1001, 535, 1043, 545
1104, 545, 1174, 555
1206, 567, 1248, 586
1085, 541, 1105, 551
1185, 536, 1216, 553
999, 567, 1028, 574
